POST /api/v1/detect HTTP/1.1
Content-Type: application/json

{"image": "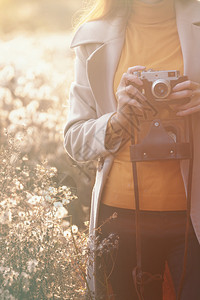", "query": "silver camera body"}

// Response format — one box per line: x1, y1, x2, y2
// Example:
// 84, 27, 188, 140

134, 70, 188, 104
